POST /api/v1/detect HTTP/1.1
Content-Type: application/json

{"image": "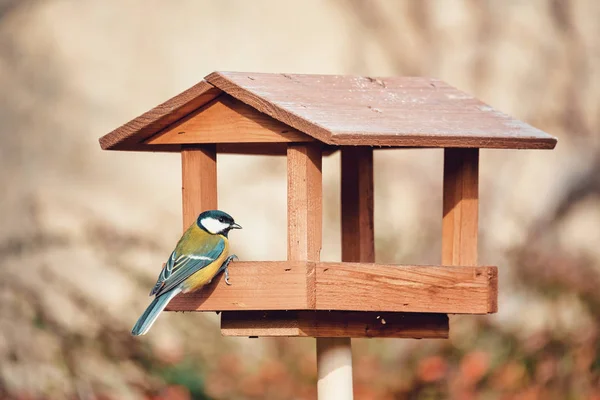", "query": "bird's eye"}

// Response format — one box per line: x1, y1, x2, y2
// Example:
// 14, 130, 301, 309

218, 217, 224, 222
